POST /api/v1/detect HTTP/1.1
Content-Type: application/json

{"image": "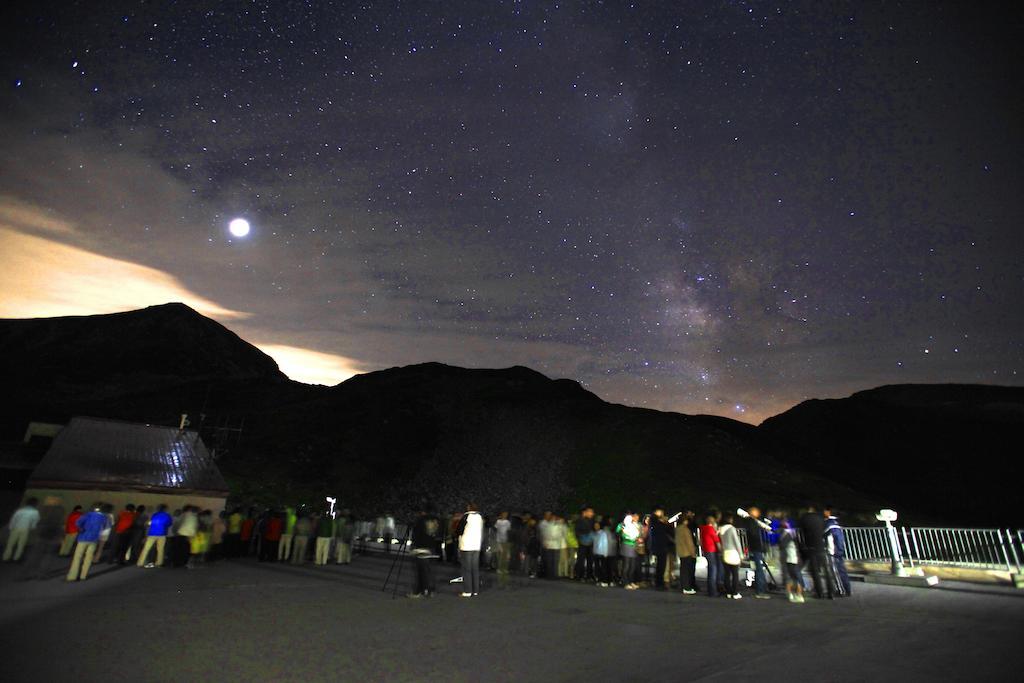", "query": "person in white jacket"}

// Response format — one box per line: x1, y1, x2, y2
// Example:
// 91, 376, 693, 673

457, 503, 484, 597
4, 497, 40, 562
719, 513, 744, 599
